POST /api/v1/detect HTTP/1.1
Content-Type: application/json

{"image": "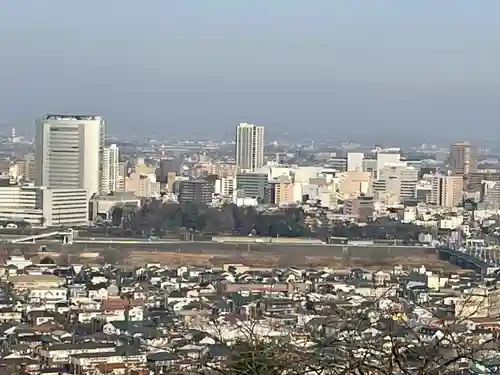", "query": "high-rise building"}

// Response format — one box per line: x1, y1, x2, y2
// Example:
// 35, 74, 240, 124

235, 122, 264, 171
35, 114, 105, 198
101, 144, 120, 194
428, 175, 463, 208
450, 141, 477, 175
